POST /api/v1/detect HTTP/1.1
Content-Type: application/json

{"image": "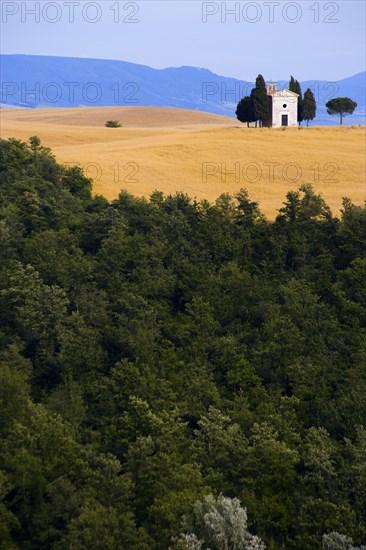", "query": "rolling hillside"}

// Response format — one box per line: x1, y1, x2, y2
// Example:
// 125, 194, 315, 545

1, 106, 364, 218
